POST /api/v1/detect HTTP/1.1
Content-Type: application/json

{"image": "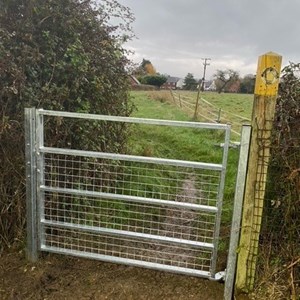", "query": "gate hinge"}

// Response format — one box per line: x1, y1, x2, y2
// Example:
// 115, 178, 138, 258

210, 270, 226, 282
